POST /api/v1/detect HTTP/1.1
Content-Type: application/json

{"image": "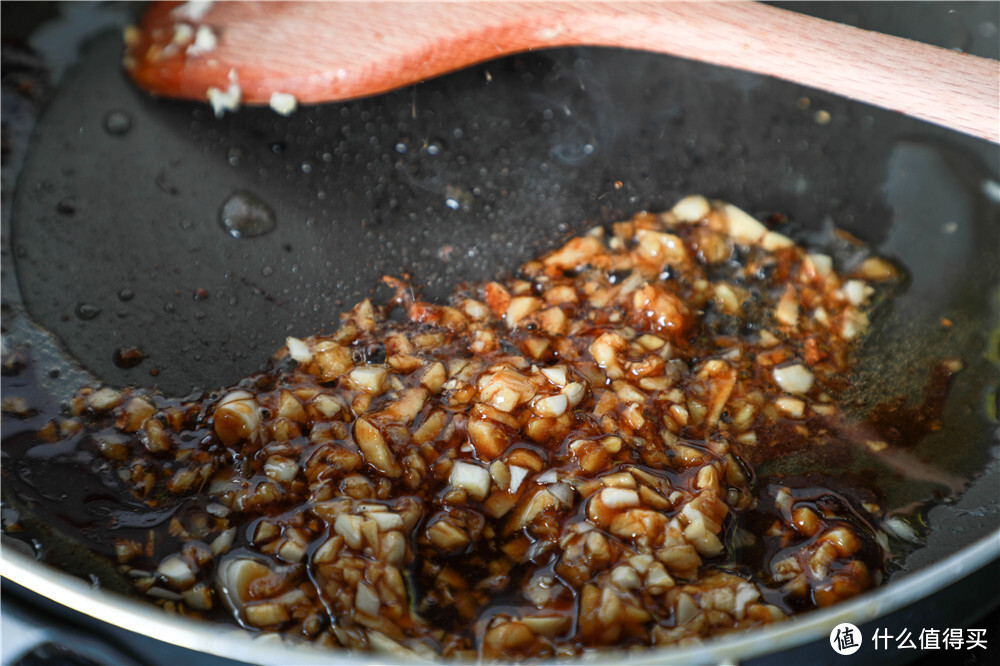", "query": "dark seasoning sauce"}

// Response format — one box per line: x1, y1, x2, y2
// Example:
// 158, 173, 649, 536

0, 198, 965, 659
